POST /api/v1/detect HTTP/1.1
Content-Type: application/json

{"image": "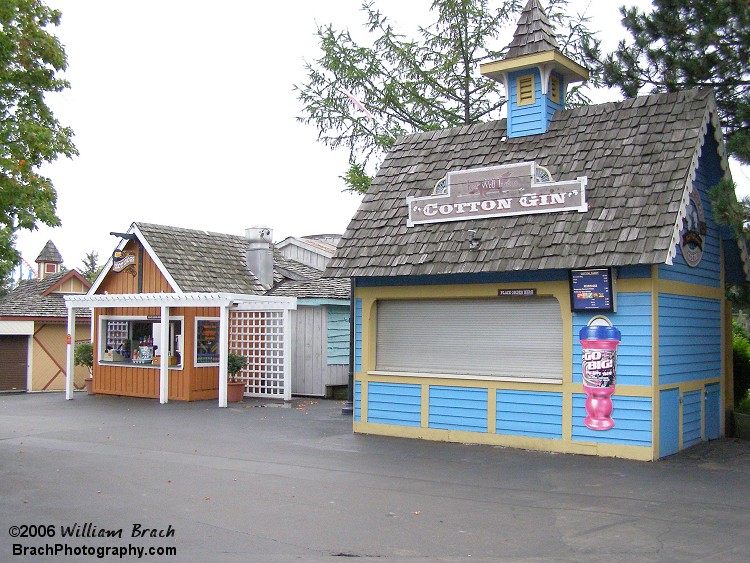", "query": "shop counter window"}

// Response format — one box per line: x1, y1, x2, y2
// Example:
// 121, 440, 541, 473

195, 318, 220, 365
99, 316, 184, 368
